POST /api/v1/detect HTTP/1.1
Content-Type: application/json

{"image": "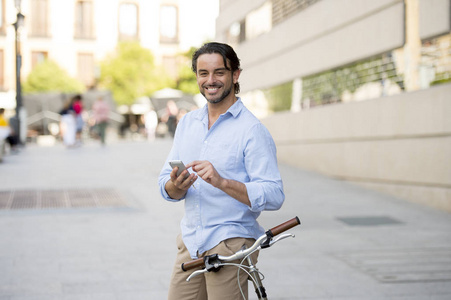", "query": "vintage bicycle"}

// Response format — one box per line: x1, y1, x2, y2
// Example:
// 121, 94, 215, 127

181, 216, 301, 300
